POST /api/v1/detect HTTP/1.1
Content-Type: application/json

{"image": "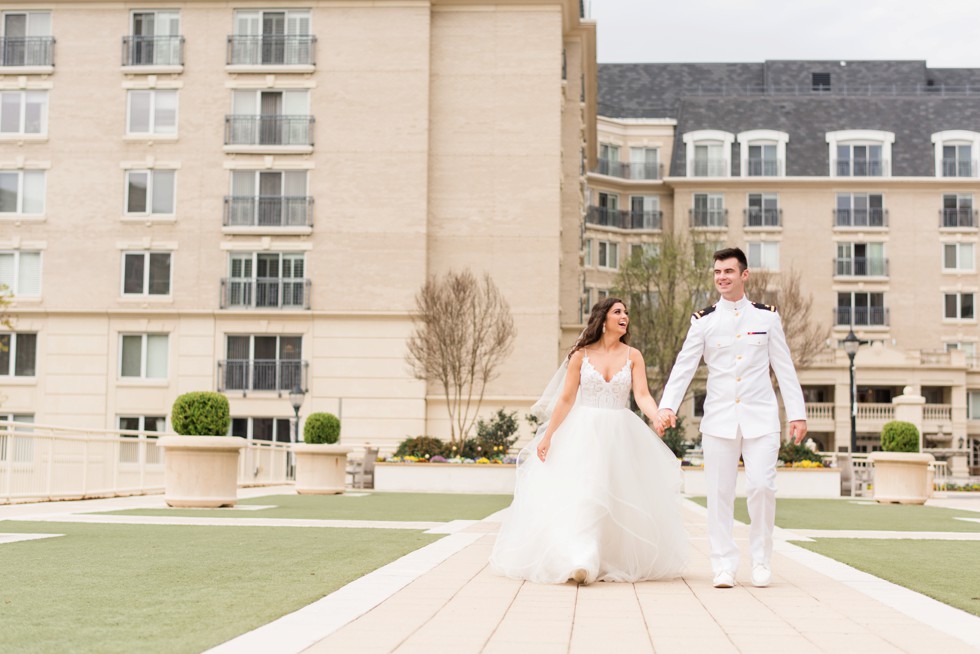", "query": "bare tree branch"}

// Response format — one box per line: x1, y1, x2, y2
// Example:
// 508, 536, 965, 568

406, 270, 516, 447
744, 268, 830, 369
